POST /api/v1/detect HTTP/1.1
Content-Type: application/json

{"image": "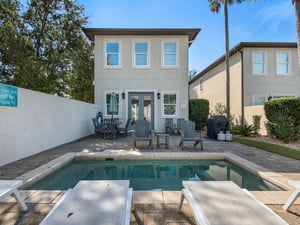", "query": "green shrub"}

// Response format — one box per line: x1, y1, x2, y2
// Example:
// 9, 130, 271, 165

266, 110, 300, 143
264, 98, 300, 125
210, 102, 235, 128
189, 99, 209, 130
232, 124, 257, 136
264, 98, 300, 143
